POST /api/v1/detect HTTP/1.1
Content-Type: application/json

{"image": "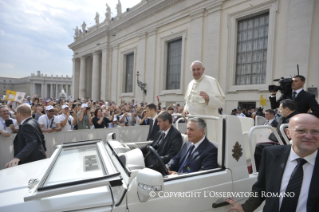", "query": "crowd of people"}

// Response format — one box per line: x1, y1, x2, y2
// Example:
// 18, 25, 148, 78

0, 96, 189, 136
